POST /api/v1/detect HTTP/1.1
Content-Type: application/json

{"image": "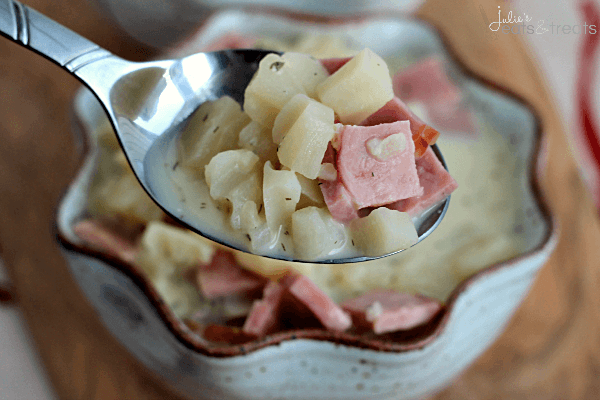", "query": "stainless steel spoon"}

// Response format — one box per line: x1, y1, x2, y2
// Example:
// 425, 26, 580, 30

0, 0, 449, 263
